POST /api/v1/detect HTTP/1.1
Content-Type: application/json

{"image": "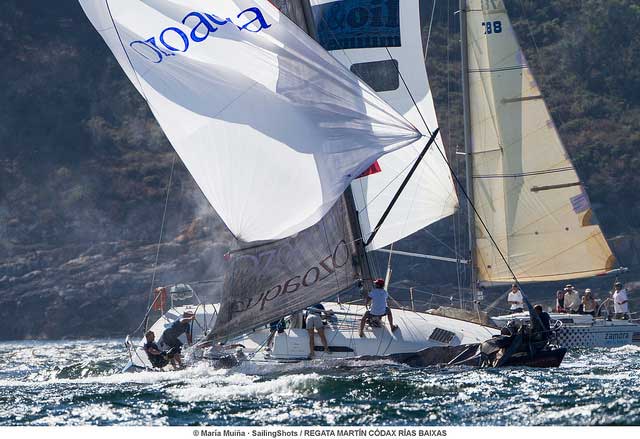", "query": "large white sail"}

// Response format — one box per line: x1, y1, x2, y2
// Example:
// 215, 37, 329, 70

309, 0, 459, 251
79, 0, 421, 243
464, 0, 615, 284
